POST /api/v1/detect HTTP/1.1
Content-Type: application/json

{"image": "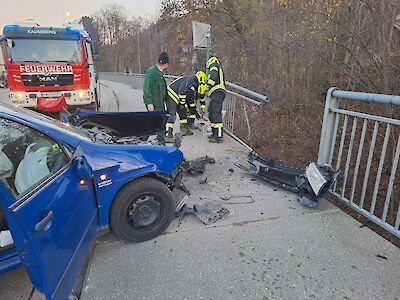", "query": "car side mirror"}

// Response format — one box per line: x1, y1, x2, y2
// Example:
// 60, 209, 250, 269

73, 157, 92, 181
